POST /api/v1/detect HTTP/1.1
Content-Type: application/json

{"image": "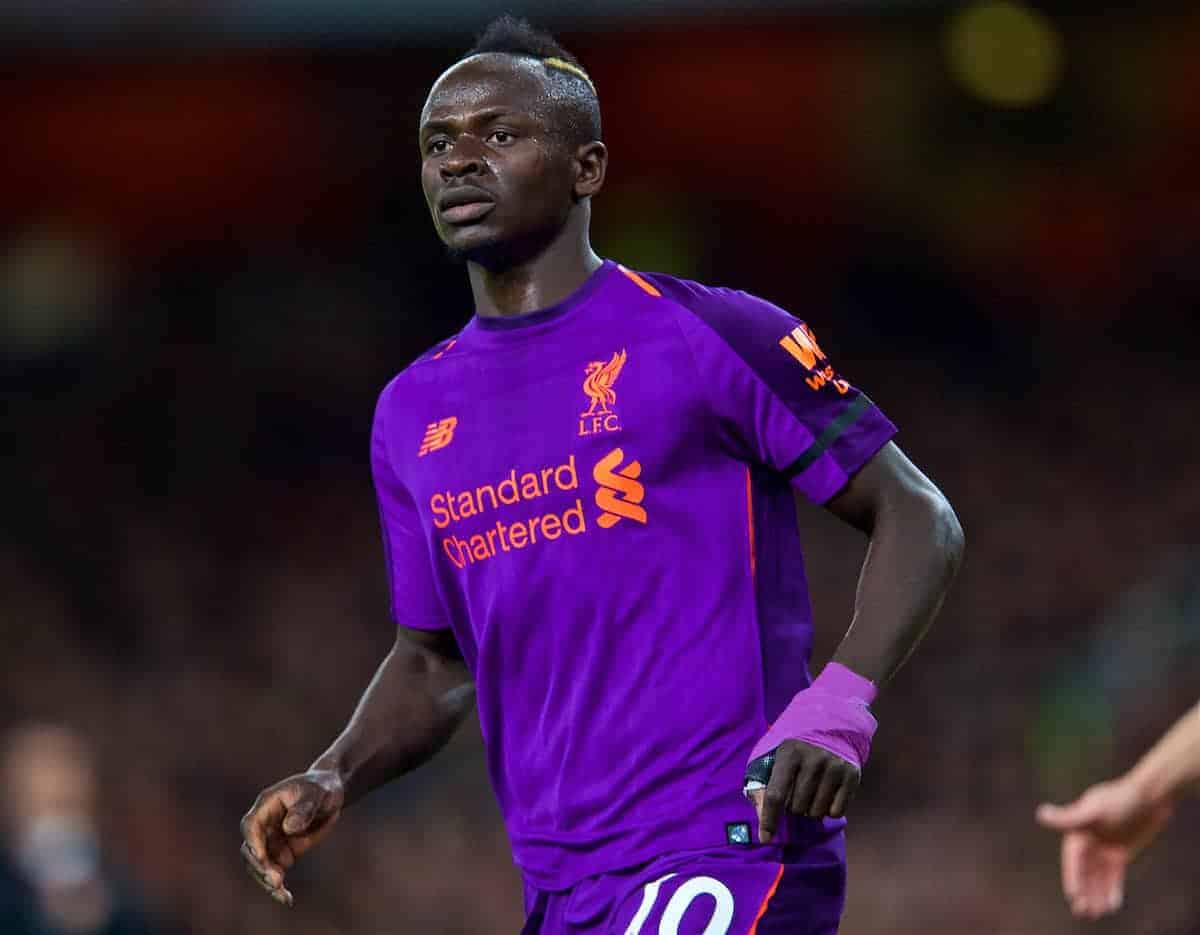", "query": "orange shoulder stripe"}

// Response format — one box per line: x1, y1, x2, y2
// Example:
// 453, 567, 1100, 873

618, 265, 662, 298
